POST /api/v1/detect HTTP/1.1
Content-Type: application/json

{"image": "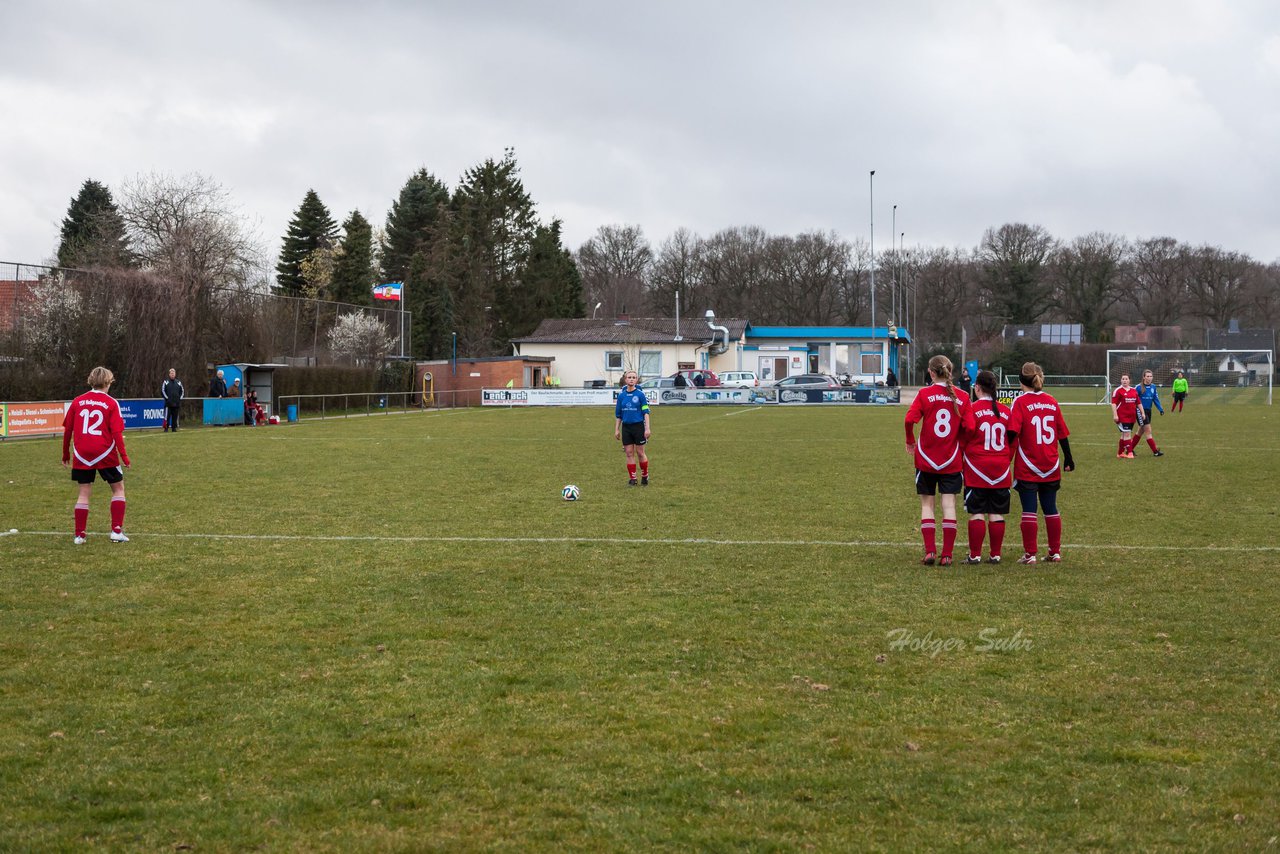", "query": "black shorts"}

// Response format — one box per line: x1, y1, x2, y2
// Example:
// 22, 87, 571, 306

71, 465, 123, 484
620, 421, 647, 446
915, 470, 962, 495
1117, 421, 1135, 432
1173, 391, 1186, 402
1141, 408, 1153, 425
964, 486, 1011, 515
